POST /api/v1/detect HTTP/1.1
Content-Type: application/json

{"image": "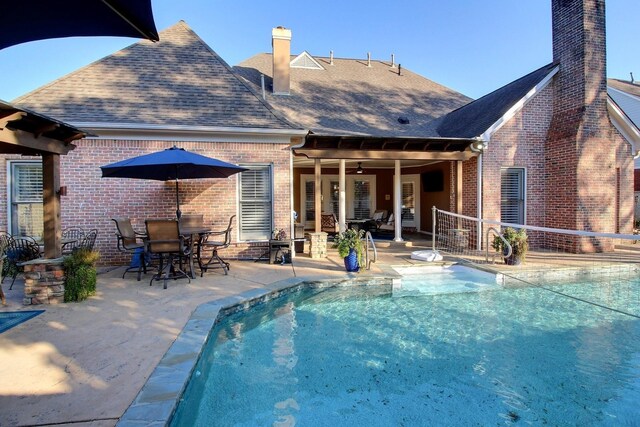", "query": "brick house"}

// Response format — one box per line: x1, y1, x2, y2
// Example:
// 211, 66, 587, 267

3, 0, 638, 264
236, 0, 638, 251
5, 22, 306, 264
